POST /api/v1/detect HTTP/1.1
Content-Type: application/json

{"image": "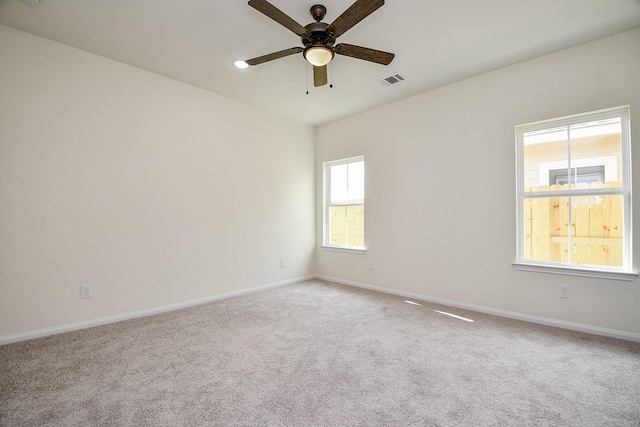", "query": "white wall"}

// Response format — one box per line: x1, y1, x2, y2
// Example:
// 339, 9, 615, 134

2, 23, 639, 343
316, 28, 640, 337
0, 25, 316, 339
